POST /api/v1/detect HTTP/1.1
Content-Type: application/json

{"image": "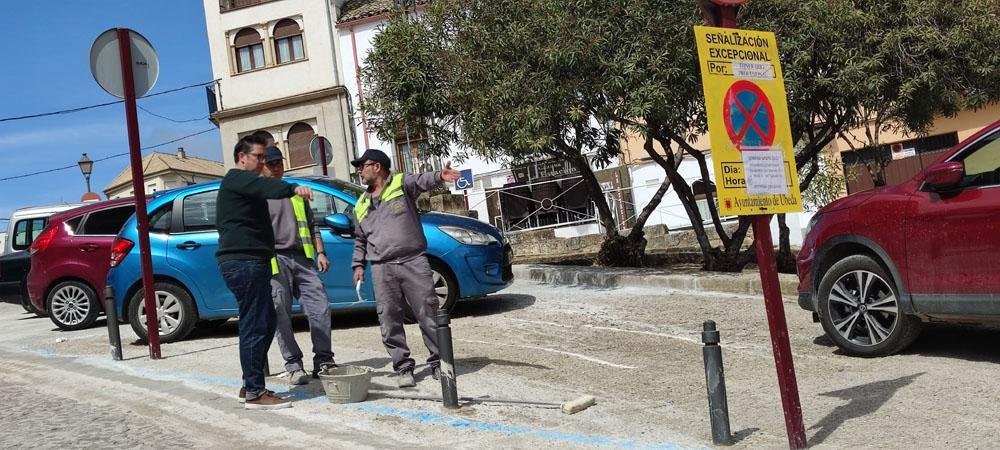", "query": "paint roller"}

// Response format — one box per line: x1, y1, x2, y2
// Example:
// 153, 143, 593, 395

378, 393, 597, 414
